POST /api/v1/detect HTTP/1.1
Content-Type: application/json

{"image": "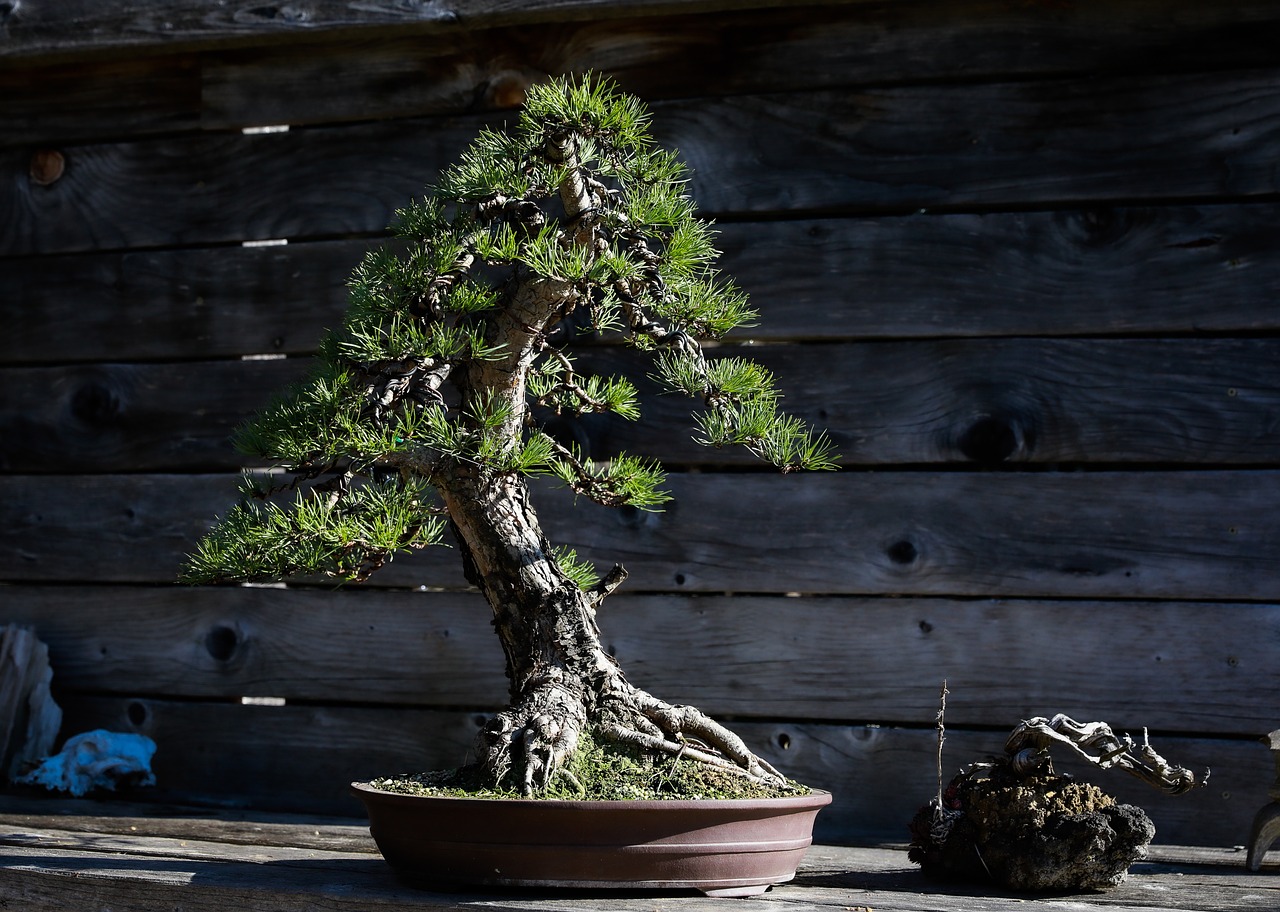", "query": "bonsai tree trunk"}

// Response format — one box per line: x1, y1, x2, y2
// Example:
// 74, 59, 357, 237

438, 266, 783, 793
442, 466, 785, 794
